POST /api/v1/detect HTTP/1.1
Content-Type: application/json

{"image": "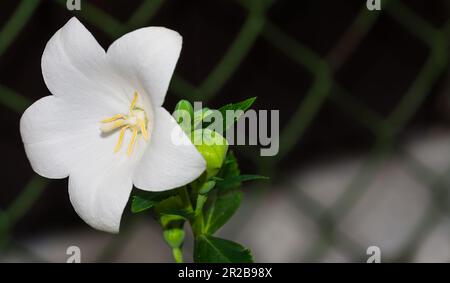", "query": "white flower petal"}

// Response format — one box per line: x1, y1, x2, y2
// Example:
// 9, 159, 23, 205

68, 145, 136, 233
21, 96, 97, 178
21, 94, 145, 233
42, 17, 127, 107
133, 107, 206, 191
107, 27, 182, 107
